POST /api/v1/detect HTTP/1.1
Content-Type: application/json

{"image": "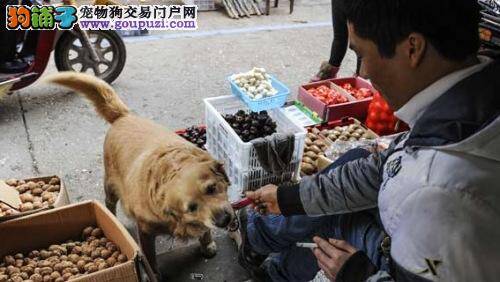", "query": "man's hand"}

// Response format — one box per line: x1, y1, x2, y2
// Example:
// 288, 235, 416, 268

313, 237, 357, 281
245, 184, 281, 215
